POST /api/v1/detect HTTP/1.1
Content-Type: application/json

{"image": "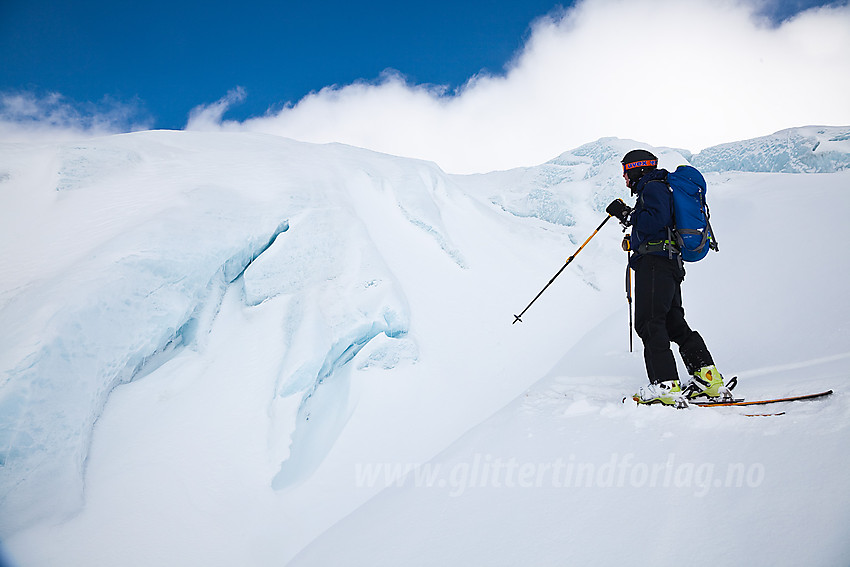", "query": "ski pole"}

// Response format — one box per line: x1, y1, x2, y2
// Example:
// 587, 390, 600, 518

625, 264, 633, 352
513, 213, 613, 324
